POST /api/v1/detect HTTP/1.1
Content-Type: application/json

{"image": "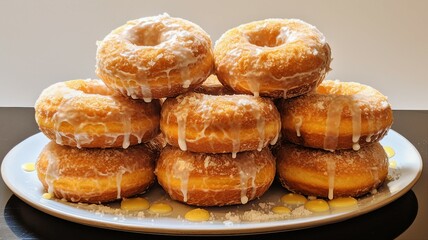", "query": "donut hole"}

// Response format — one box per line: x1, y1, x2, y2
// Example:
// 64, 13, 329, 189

245, 29, 285, 47
126, 24, 163, 47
